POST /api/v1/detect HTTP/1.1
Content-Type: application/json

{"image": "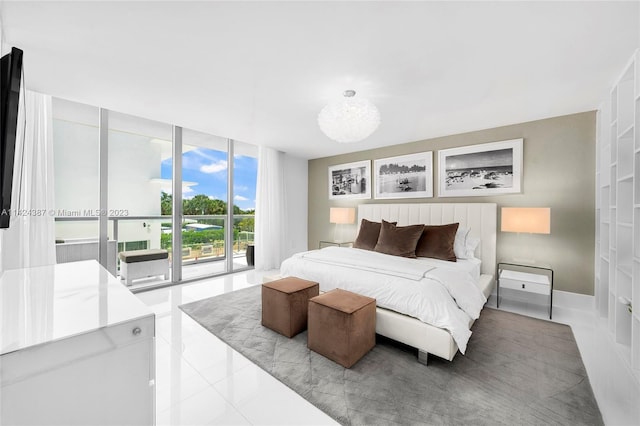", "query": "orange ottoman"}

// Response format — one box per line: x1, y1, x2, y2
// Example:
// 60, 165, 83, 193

261, 277, 319, 338
308, 289, 376, 368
